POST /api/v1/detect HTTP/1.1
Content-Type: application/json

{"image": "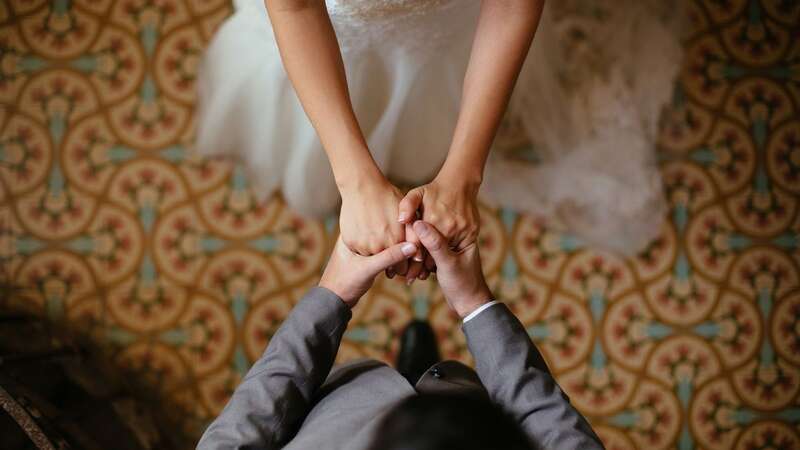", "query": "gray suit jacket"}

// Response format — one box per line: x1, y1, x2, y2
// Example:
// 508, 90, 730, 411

197, 287, 603, 450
